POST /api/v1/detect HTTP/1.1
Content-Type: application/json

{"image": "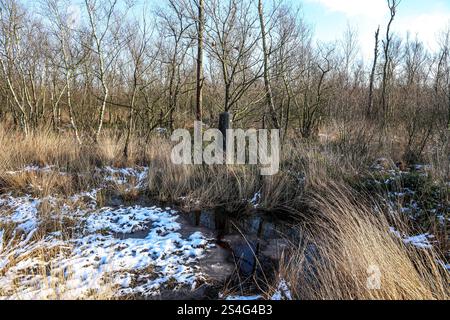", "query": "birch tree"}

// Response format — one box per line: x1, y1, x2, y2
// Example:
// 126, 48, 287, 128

84, 0, 120, 142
